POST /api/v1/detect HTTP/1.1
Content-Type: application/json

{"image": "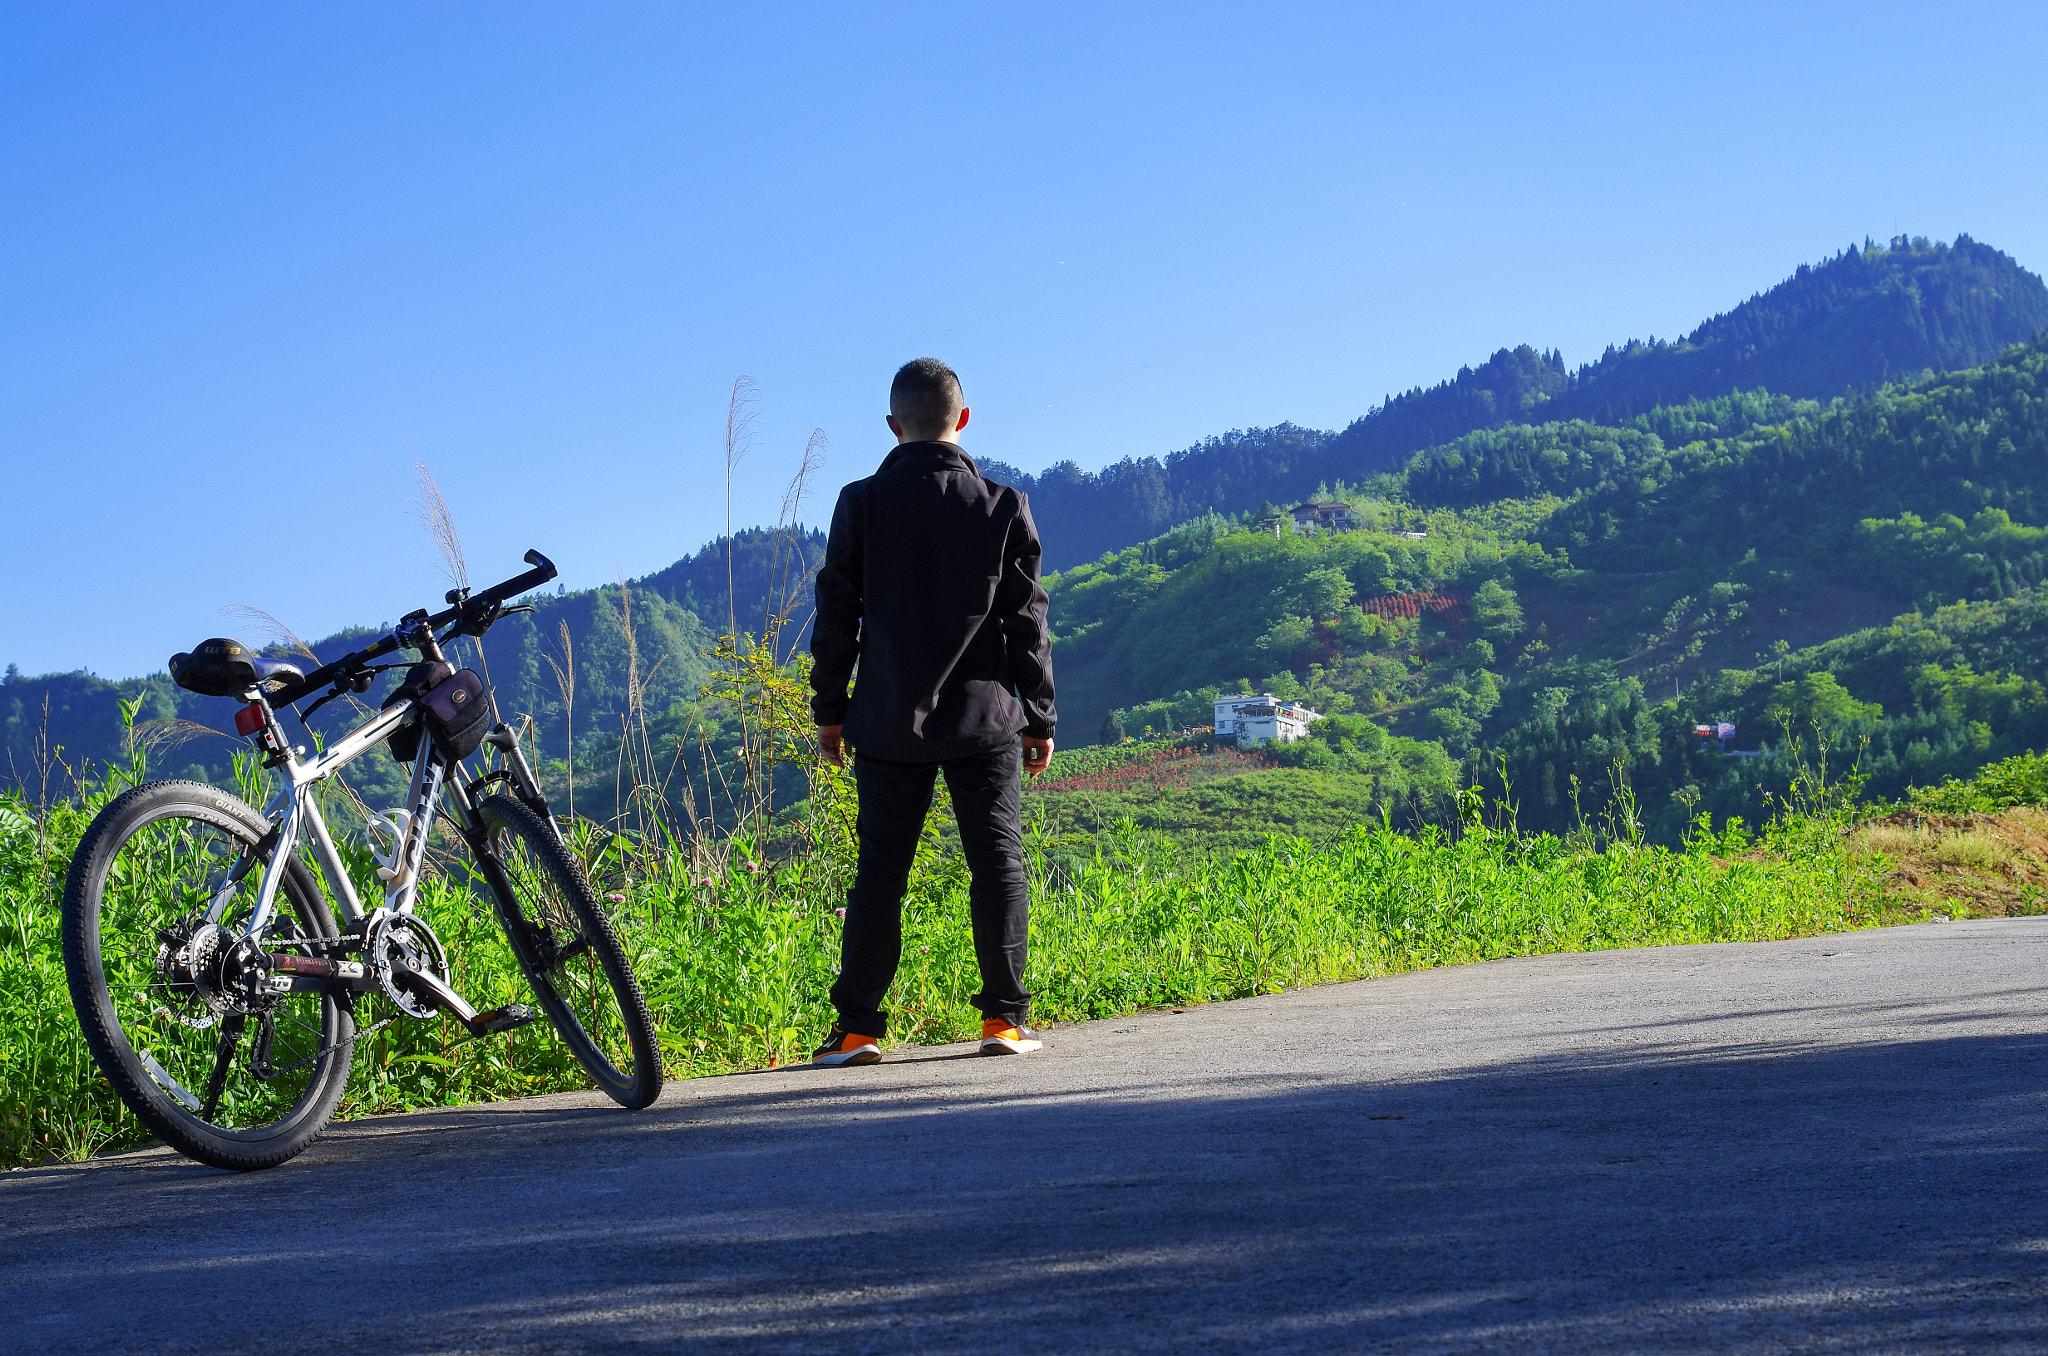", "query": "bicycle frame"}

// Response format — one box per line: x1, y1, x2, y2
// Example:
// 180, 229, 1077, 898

222, 659, 555, 944
223, 696, 413, 940
191, 547, 561, 949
